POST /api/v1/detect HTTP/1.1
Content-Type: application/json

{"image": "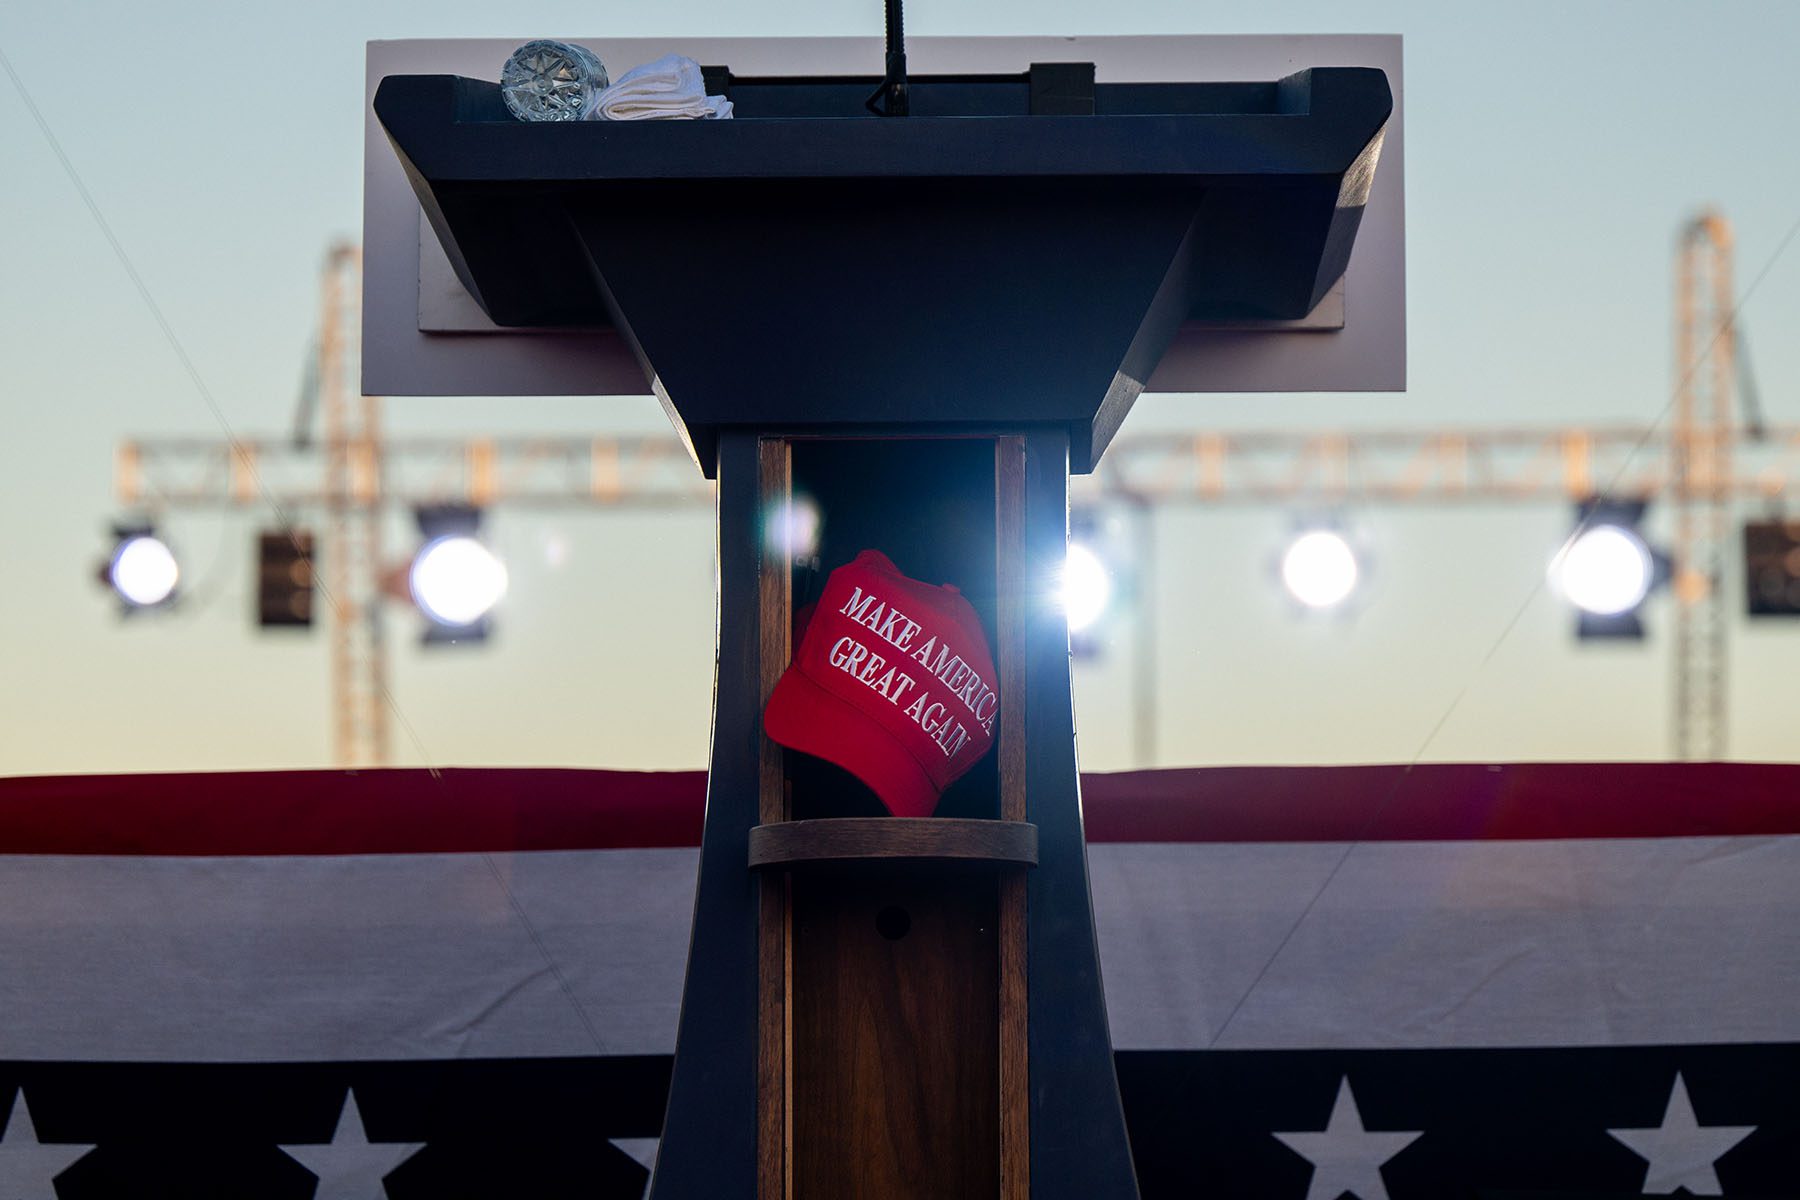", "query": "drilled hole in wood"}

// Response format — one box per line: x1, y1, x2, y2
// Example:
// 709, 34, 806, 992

875, 905, 911, 941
